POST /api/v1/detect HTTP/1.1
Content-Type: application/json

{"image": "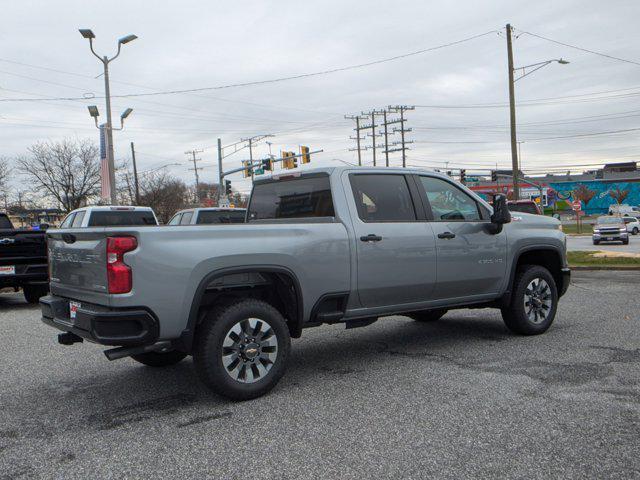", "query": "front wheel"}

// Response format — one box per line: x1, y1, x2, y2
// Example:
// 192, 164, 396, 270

633, 227, 639, 235
592, 240, 600, 245
23, 285, 49, 304
623, 238, 629, 245
501, 265, 558, 335
193, 299, 291, 401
